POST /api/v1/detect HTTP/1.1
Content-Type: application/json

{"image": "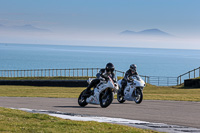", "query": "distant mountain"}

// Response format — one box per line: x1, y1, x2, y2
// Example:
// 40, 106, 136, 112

0, 24, 50, 32
120, 29, 172, 37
